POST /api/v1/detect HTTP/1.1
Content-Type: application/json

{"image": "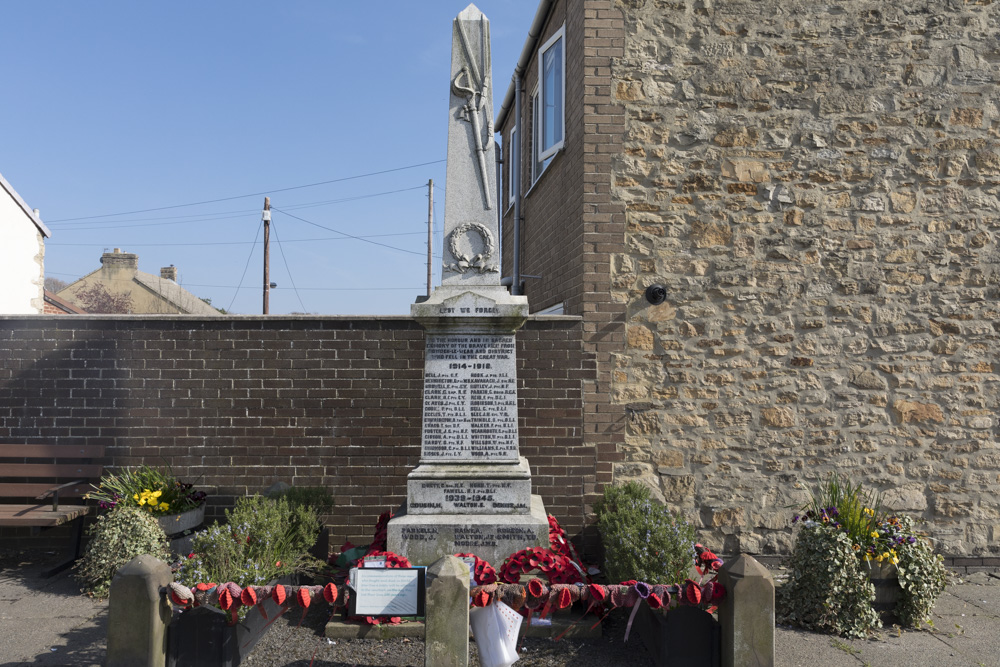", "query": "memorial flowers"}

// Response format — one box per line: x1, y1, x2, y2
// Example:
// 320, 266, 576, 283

86, 465, 206, 517
780, 474, 947, 636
